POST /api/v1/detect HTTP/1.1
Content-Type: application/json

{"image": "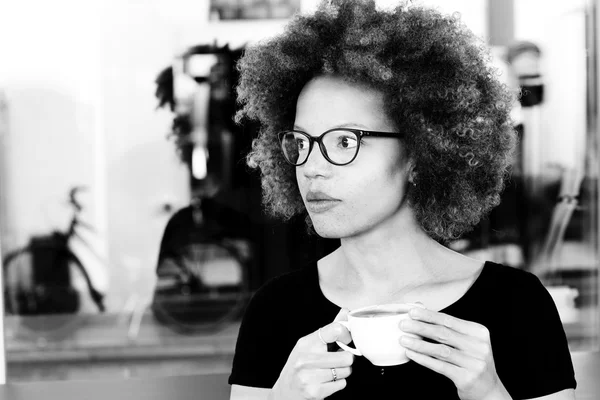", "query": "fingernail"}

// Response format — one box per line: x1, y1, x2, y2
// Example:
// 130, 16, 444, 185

409, 308, 420, 318
400, 320, 416, 331
400, 335, 414, 345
